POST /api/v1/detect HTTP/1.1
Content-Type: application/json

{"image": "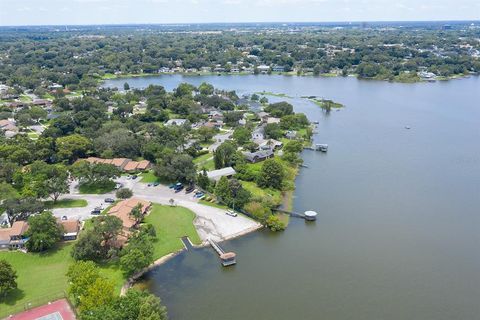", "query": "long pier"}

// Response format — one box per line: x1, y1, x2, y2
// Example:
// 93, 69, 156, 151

208, 239, 237, 266
273, 209, 318, 221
